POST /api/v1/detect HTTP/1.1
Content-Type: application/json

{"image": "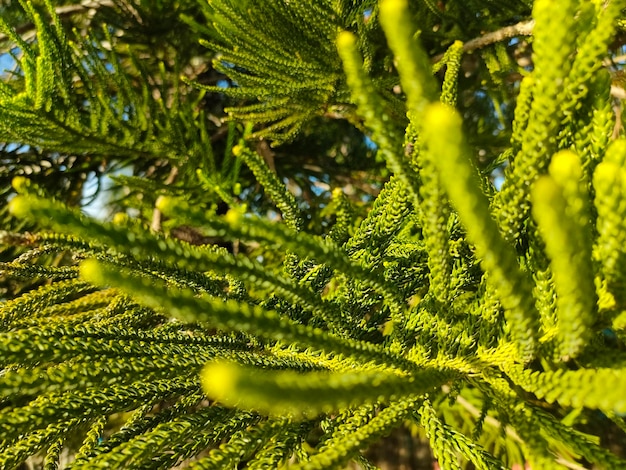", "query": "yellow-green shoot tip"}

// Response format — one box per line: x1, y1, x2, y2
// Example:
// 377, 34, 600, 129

380, 0, 409, 17
549, 150, 581, 183
593, 161, 621, 184
11, 176, 29, 193
225, 207, 244, 229
201, 361, 240, 405
155, 195, 177, 215
8, 196, 31, 219
79, 259, 107, 286
336, 30, 357, 49
424, 102, 458, 129
232, 145, 243, 157
531, 176, 561, 204
112, 212, 129, 225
